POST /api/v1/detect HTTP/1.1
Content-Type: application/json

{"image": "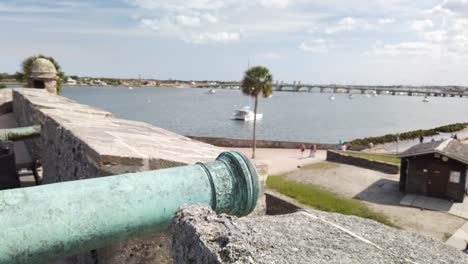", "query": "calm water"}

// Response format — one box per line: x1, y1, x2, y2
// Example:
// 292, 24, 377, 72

56, 86, 468, 143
